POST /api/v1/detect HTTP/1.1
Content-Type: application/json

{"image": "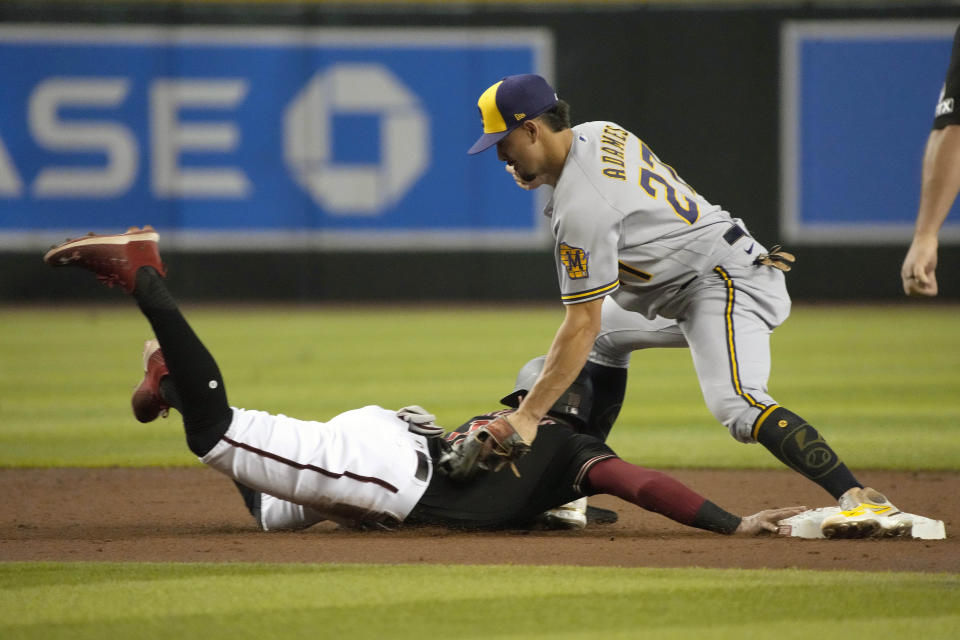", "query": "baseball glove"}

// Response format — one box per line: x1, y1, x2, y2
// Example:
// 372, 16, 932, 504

437, 415, 531, 481
753, 244, 796, 271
